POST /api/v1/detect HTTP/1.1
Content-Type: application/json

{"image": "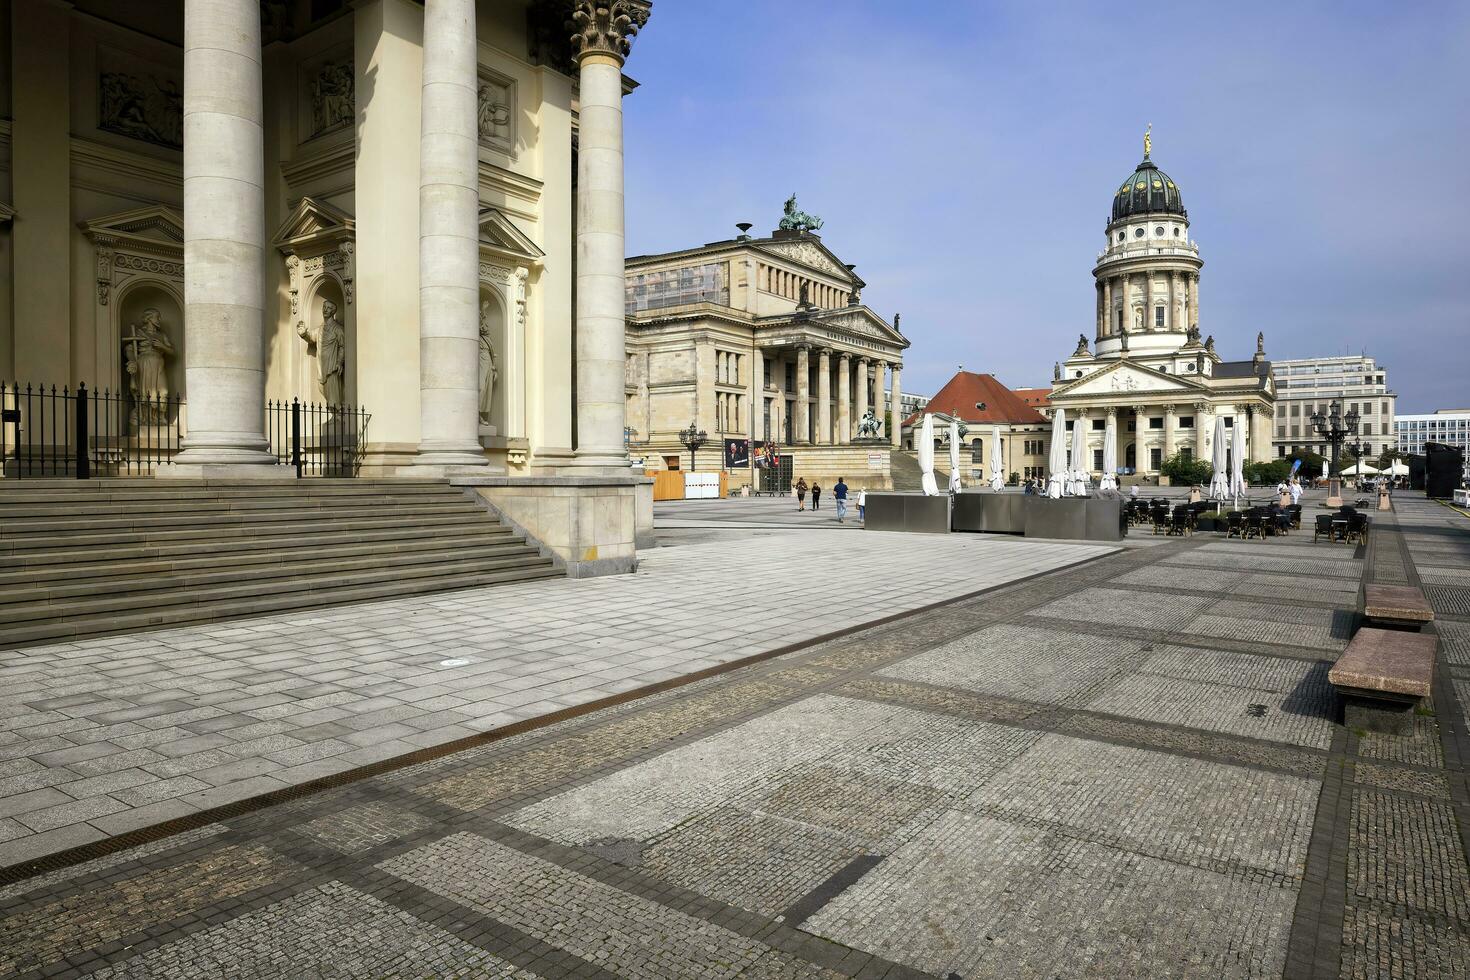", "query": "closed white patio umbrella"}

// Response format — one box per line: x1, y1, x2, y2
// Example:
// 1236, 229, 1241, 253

989, 424, 1004, 491
1230, 418, 1247, 504
1046, 408, 1067, 498
1069, 418, 1089, 496
1098, 413, 1117, 492
918, 414, 939, 496
1208, 417, 1230, 502
948, 420, 963, 494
